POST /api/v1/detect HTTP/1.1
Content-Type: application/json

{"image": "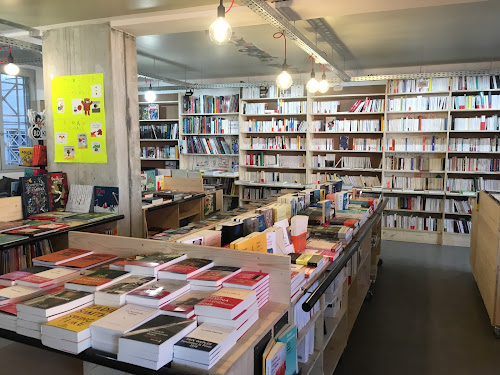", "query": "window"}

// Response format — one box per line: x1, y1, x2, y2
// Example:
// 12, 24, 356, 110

0, 74, 31, 170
